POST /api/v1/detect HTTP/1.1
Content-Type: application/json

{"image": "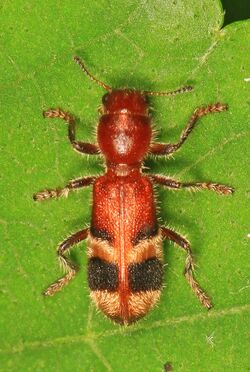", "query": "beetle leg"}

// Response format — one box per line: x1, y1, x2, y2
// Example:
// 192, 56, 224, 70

43, 228, 89, 296
43, 108, 100, 154
161, 226, 212, 309
149, 103, 228, 156
151, 175, 234, 195
33, 176, 96, 201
